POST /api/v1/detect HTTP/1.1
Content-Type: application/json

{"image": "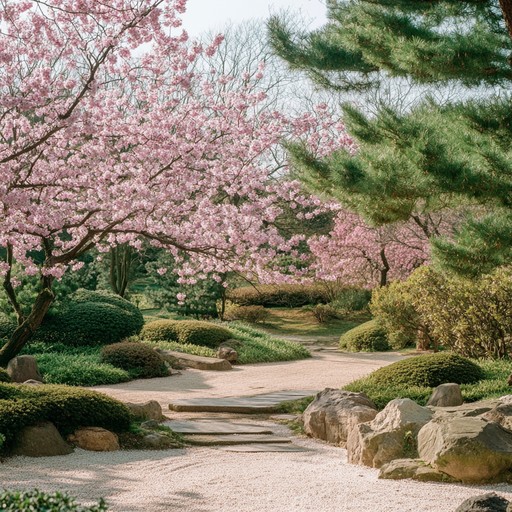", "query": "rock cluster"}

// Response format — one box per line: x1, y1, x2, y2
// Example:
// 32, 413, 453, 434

303, 384, 512, 483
